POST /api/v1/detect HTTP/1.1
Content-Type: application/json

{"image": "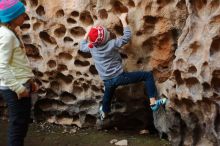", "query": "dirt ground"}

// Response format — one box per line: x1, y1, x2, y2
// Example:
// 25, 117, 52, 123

0, 120, 171, 146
